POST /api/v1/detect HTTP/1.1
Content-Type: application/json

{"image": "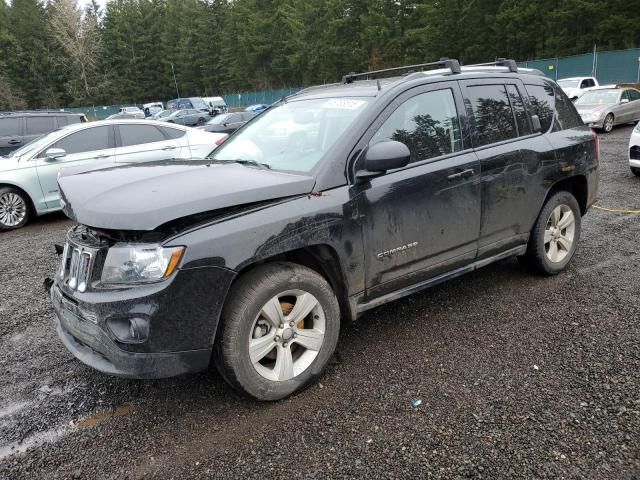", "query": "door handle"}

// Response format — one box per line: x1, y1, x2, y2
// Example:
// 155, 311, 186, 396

447, 168, 475, 180
8, 140, 21, 145
93, 154, 110, 159
162, 146, 177, 150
